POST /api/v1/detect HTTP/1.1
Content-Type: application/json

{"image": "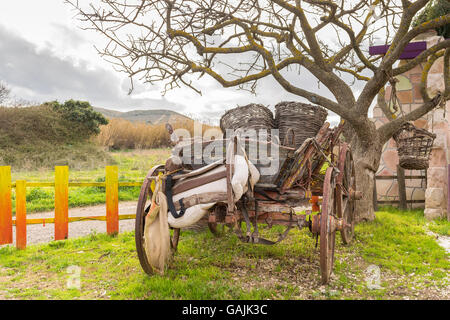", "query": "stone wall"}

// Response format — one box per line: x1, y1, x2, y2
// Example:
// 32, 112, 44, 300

371, 31, 449, 219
